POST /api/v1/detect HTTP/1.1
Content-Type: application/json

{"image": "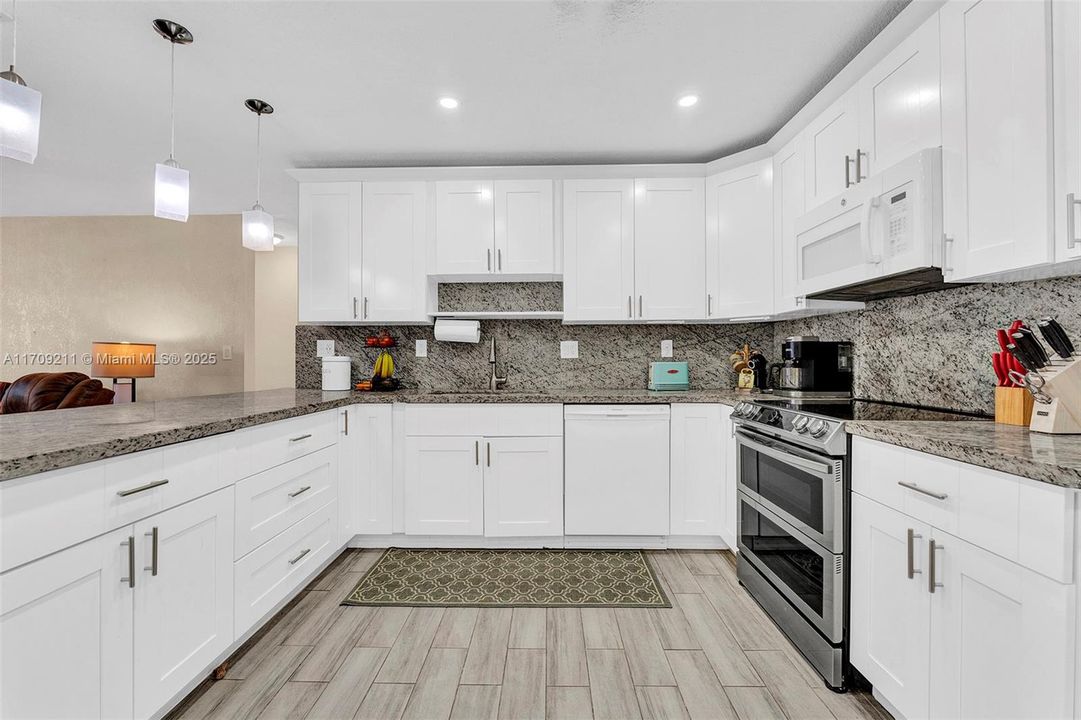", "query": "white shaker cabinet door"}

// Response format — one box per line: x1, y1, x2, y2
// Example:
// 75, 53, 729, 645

773, 134, 806, 315
1054, 0, 1081, 262
720, 405, 737, 550
133, 487, 235, 719
940, 0, 1055, 280
857, 13, 942, 178
562, 179, 635, 322
804, 88, 860, 209
705, 162, 773, 319
341, 404, 394, 538
435, 181, 495, 275
669, 404, 724, 537
633, 177, 706, 321
404, 436, 484, 535
494, 179, 556, 275
0, 526, 134, 720
361, 181, 429, 322
849, 494, 931, 720
928, 529, 1076, 720
299, 182, 363, 322
483, 436, 564, 537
